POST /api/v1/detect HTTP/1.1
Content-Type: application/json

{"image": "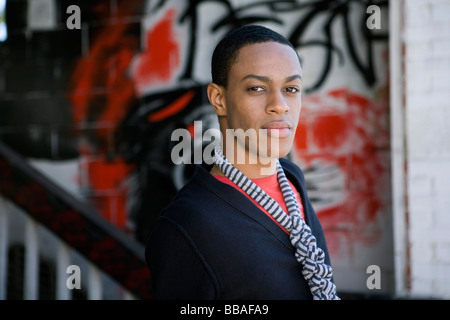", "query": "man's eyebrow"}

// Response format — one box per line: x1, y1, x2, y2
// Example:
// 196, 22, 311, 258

285, 74, 302, 82
241, 74, 302, 82
241, 74, 270, 82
